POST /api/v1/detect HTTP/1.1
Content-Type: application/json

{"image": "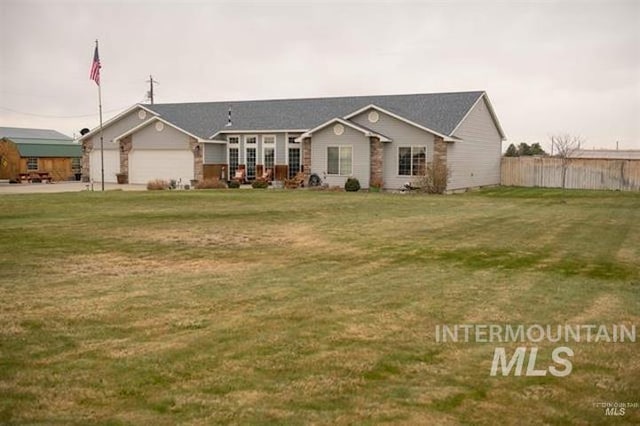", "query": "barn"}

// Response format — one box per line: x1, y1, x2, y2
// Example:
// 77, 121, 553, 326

0, 127, 82, 182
